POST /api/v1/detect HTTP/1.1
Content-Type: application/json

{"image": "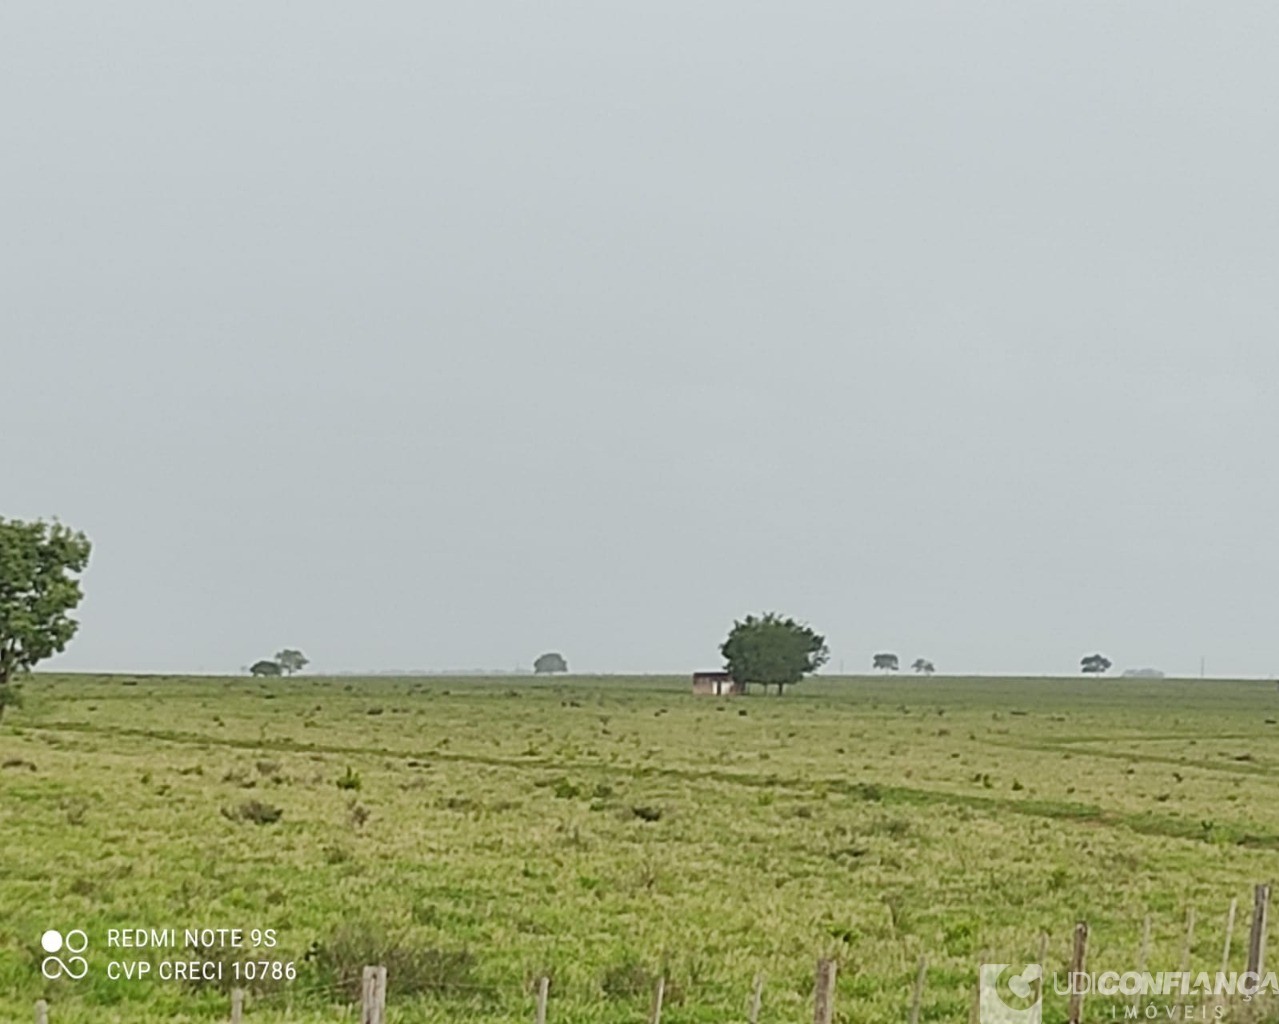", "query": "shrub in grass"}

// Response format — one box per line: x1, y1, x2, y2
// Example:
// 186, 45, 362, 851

222, 800, 283, 825
600, 958, 656, 1001
323, 843, 353, 864
600, 958, 684, 1005
336, 766, 362, 791
311, 922, 483, 1000
552, 778, 580, 799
